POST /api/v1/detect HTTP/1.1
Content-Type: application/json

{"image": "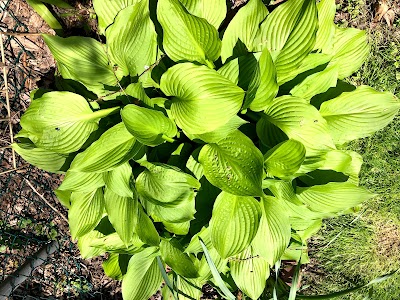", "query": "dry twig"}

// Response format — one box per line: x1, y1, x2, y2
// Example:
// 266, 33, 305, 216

0, 32, 16, 168
25, 179, 68, 223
